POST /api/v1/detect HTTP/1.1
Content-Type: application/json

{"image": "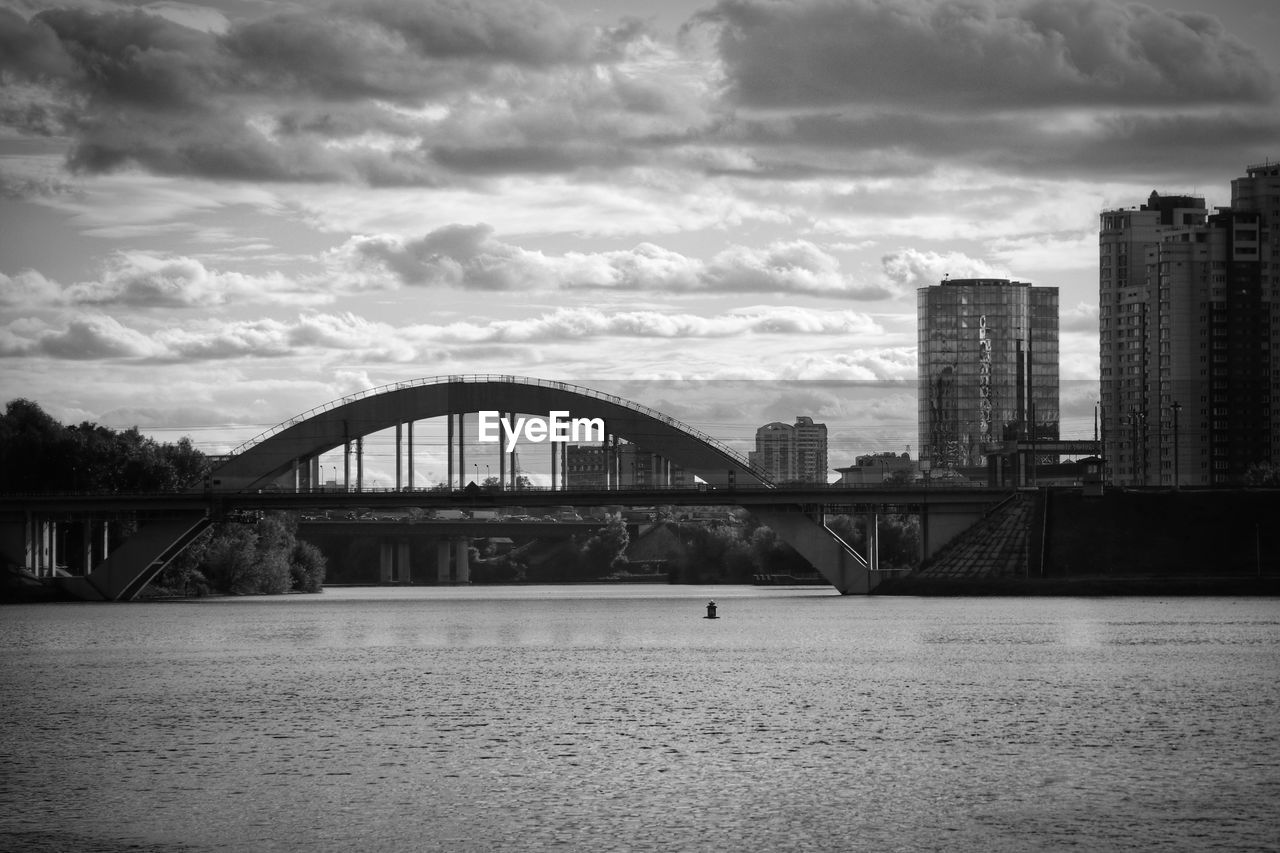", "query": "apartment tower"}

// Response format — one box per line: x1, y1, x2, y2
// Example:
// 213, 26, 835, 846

748, 416, 829, 484
1099, 162, 1279, 485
